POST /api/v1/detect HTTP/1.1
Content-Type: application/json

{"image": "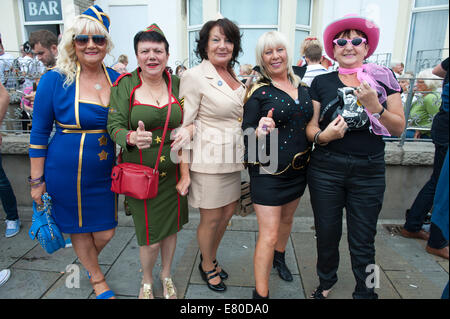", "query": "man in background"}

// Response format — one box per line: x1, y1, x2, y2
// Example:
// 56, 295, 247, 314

24, 30, 59, 107
0, 82, 20, 238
